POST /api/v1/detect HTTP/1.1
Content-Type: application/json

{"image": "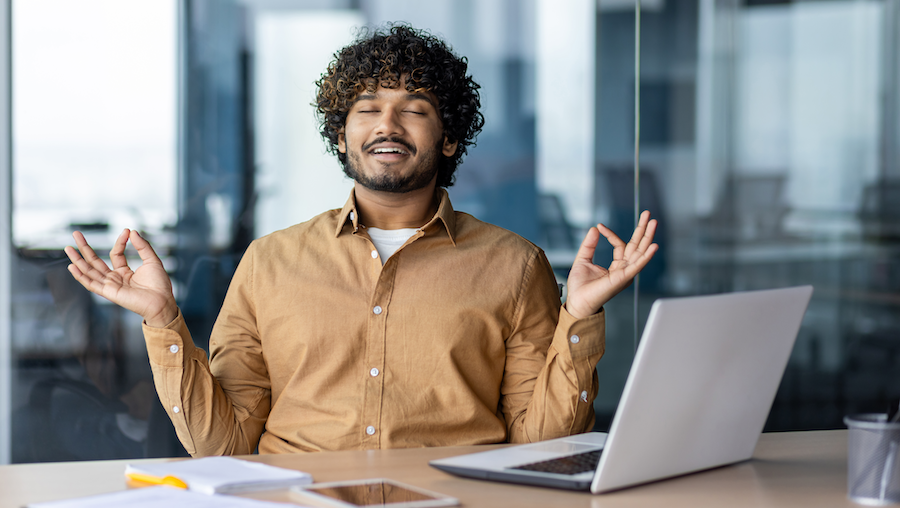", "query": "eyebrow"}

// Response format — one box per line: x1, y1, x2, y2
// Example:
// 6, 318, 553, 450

353, 92, 437, 109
